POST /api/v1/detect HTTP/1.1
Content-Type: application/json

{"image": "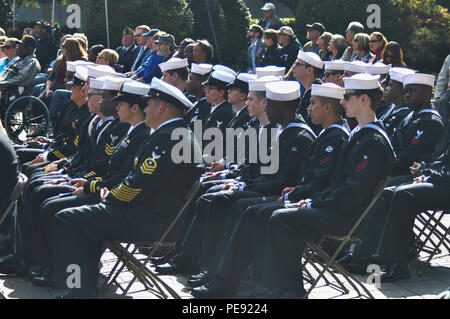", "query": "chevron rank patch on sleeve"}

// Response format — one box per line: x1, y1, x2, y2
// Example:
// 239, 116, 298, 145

110, 183, 142, 202
140, 158, 158, 175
